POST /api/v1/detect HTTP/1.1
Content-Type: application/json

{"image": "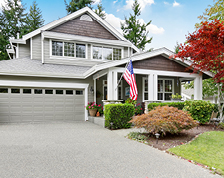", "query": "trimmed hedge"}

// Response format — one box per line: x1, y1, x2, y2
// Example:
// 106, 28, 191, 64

148, 102, 185, 111
104, 103, 135, 129
183, 100, 217, 124
148, 100, 219, 124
